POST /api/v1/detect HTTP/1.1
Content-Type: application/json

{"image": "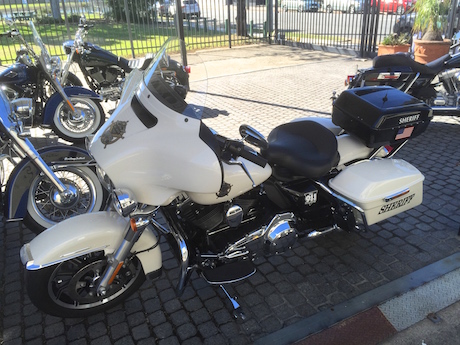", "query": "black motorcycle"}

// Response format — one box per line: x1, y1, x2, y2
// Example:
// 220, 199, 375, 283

346, 51, 460, 116
0, 20, 105, 144
0, 91, 108, 233
60, 16, 190, 104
